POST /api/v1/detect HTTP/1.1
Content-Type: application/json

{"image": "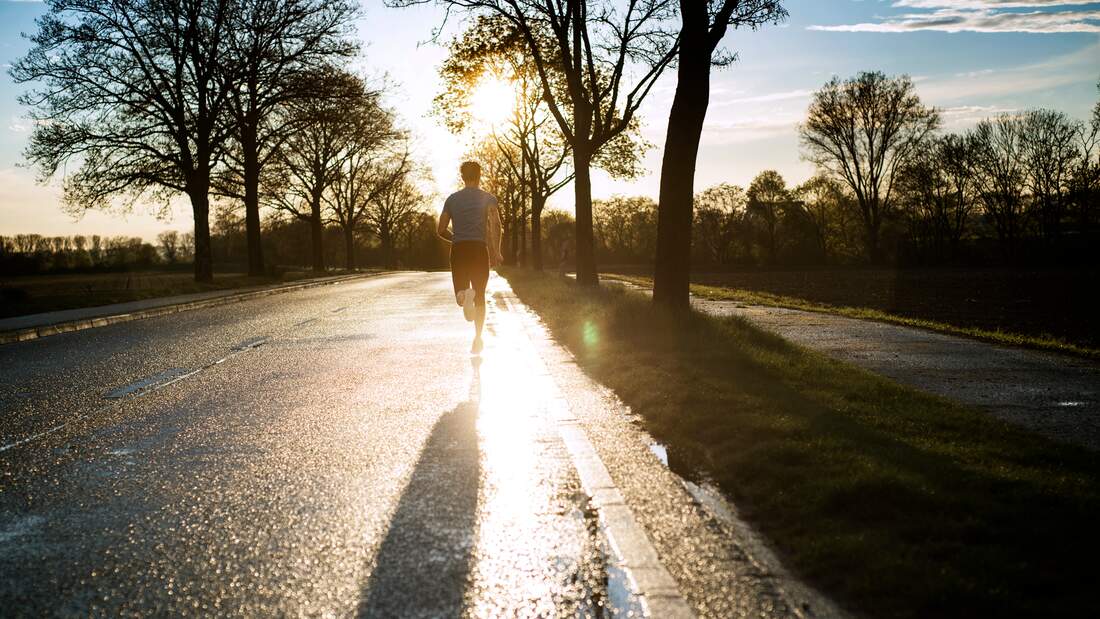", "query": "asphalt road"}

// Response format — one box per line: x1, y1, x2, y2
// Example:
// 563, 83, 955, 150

0, 272, 839, 618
